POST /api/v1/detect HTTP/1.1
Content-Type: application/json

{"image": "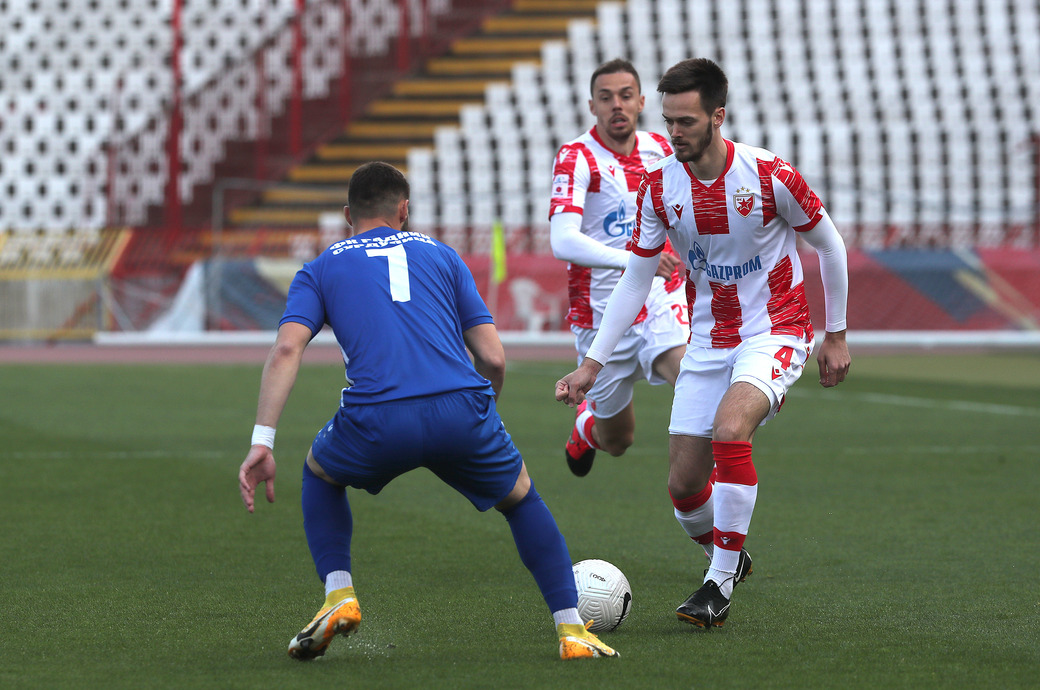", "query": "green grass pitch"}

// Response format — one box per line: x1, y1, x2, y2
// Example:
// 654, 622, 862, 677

1, 352, 1038, 688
